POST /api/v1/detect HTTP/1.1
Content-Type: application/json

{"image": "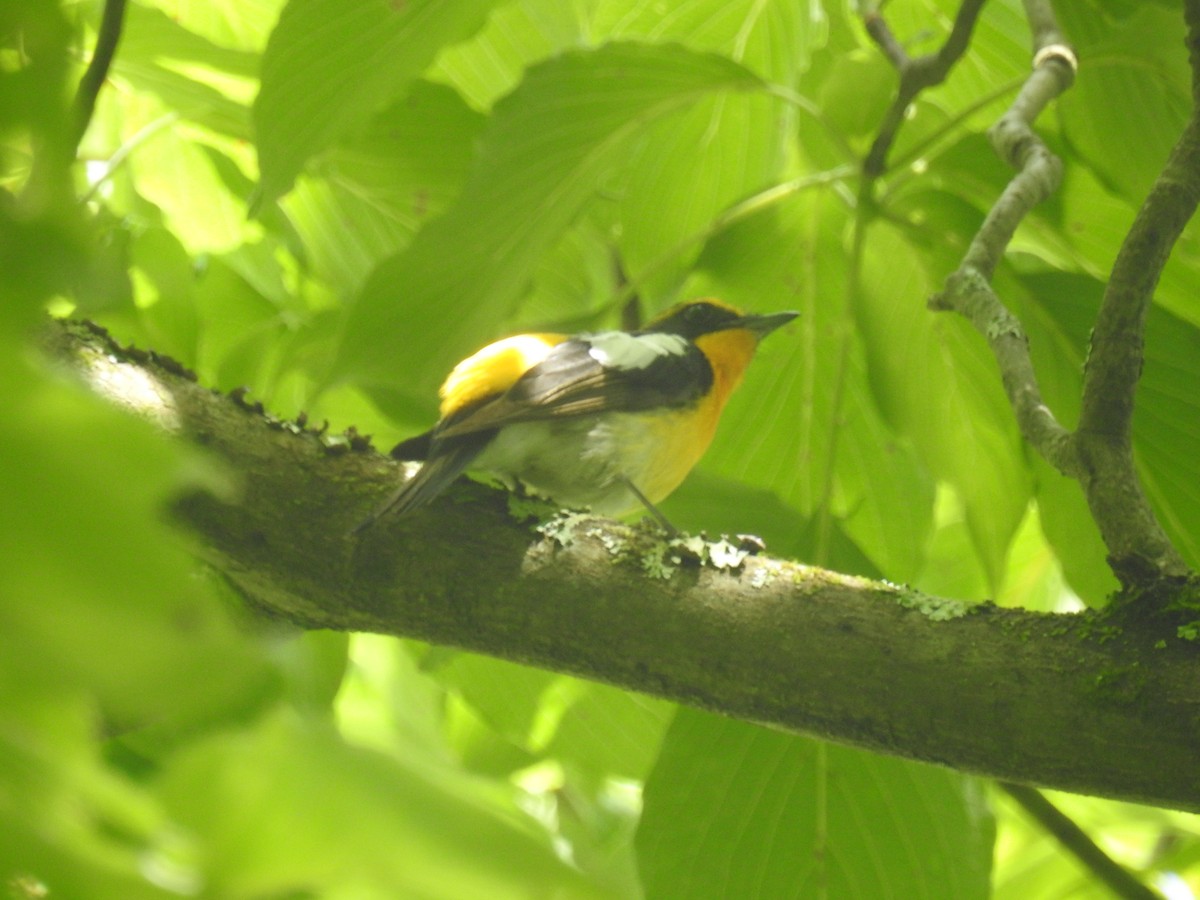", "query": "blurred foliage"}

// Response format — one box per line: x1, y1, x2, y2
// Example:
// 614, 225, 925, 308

2, 0, 1199, 896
